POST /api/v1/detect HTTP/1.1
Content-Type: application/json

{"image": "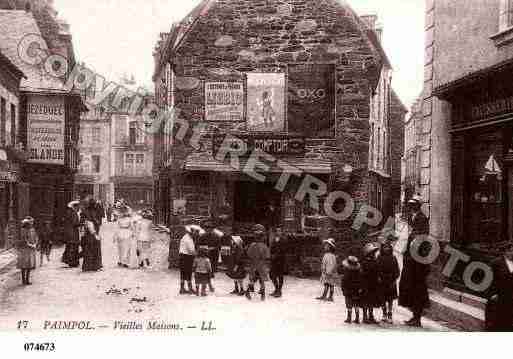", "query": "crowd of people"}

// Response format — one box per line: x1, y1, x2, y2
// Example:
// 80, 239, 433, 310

12, 194, 512, 331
